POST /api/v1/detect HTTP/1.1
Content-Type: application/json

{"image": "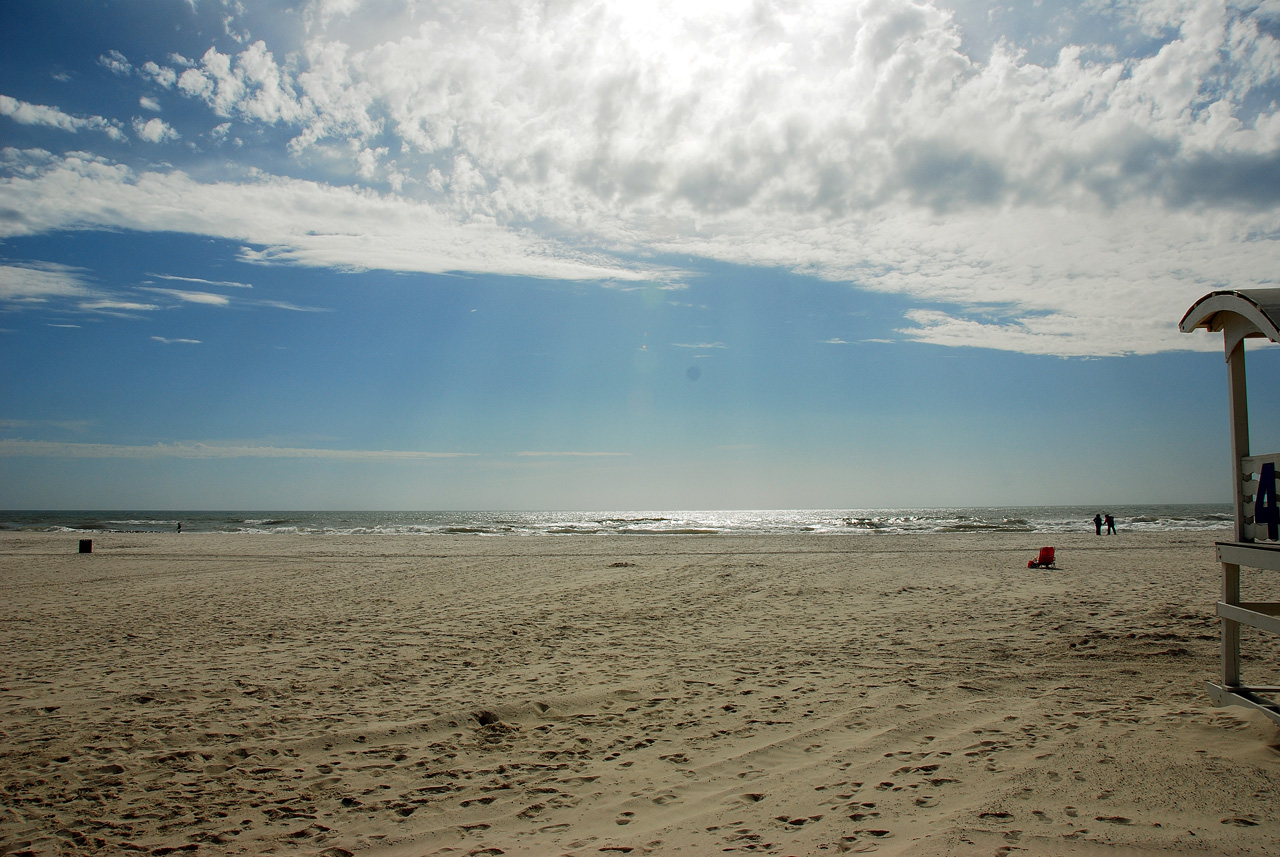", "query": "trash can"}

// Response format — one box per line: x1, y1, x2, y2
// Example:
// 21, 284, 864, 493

79, 539, 92, 554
